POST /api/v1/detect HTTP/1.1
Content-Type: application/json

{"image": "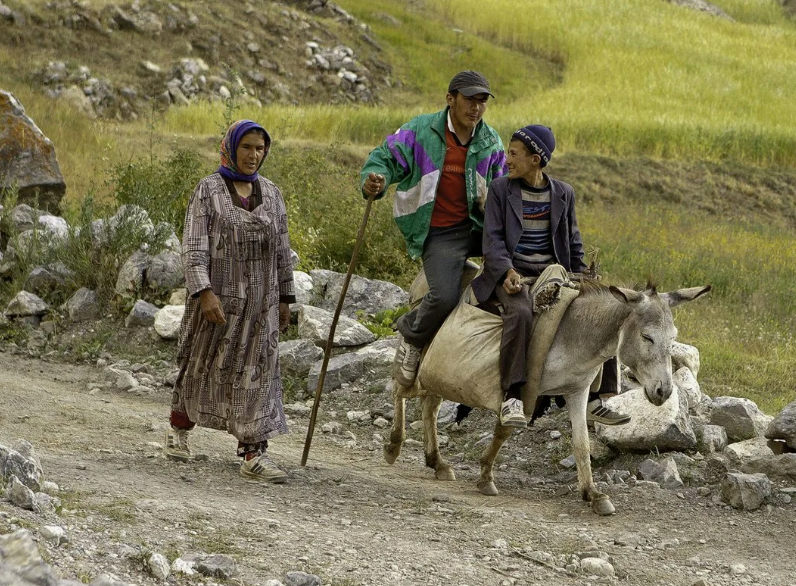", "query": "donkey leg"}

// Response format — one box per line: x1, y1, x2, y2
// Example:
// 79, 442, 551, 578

477, 420, 513, 496
420, 395, 455, 481
384, 382, 407, 465
568, 389, 615, 516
